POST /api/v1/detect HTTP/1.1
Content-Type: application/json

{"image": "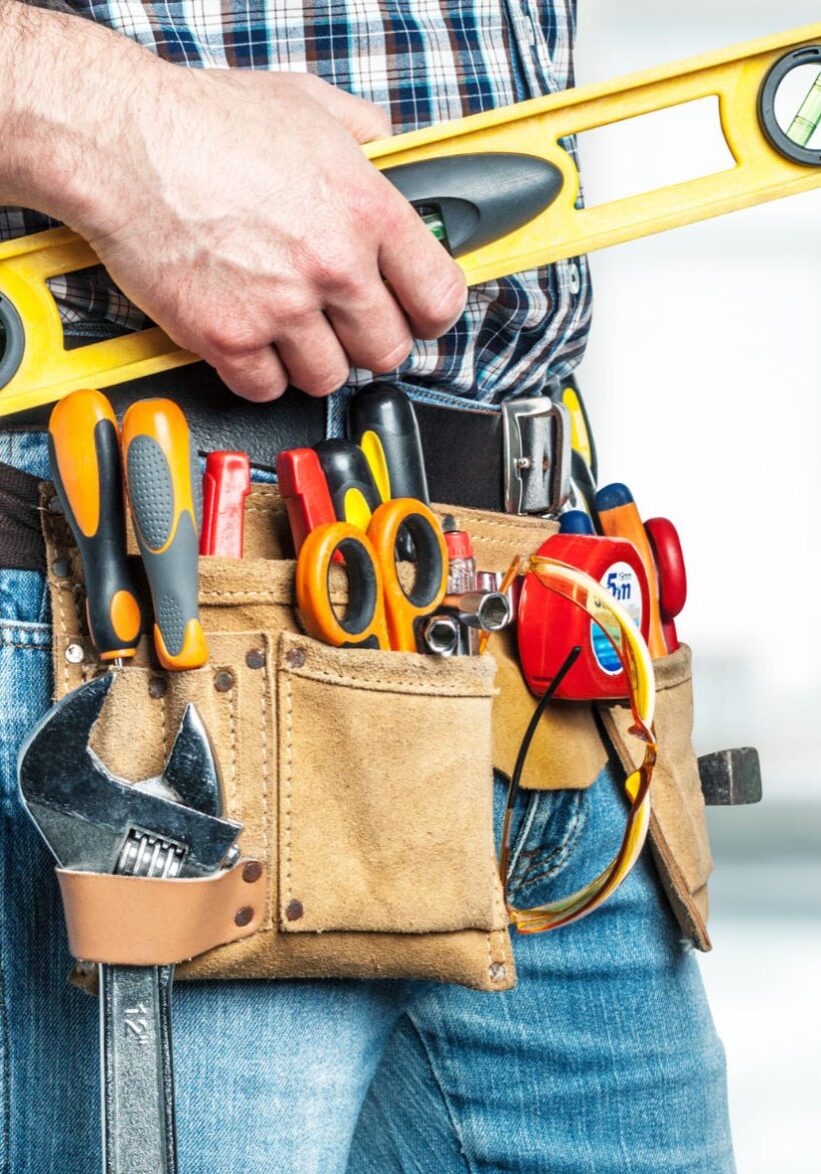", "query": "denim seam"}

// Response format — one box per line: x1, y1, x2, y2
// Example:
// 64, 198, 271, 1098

519, 791, 584, 878
518, 792, 585, 888
505, 788, 541, 881
0, 879, 9, 1174
0, 643, 50, 652
508, 788, 585, 888
405, 1016, 472, 1174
